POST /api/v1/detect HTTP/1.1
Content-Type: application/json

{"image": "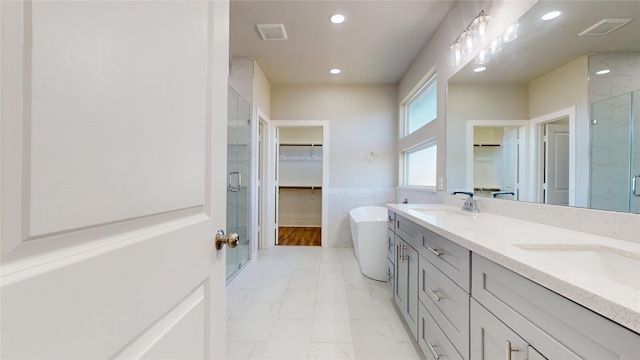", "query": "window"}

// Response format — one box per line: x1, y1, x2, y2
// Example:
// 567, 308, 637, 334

405, 75, 437, 135
405, 142, 437, 187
